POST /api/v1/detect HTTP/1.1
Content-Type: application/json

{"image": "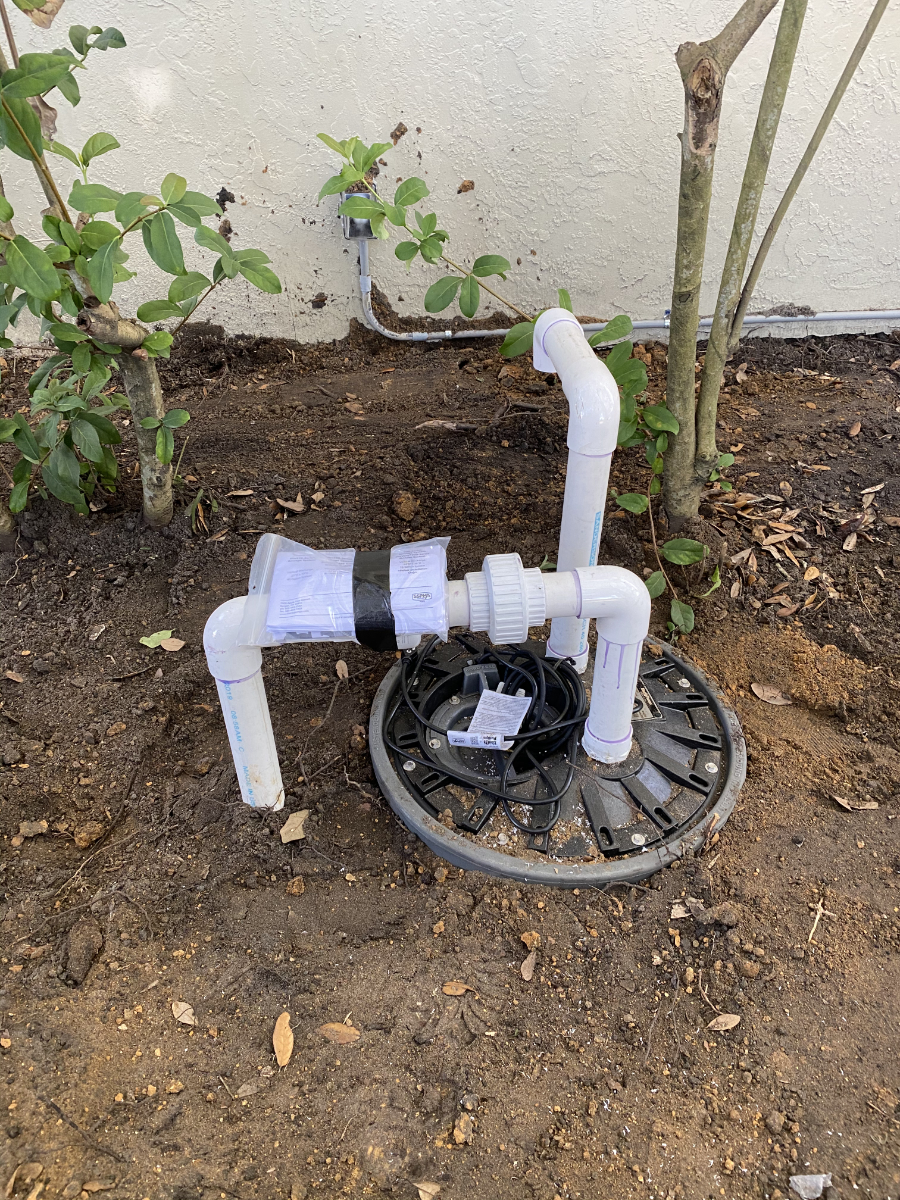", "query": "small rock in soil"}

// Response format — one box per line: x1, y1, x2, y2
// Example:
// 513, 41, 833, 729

392, 491, 419, 521
18, 819, 48, 838
789, 1174, 833, 1200
739, 959, 761, 979
73, 821, 104, 850
765, 1110, 786, 1134
65, 917, 103, 984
